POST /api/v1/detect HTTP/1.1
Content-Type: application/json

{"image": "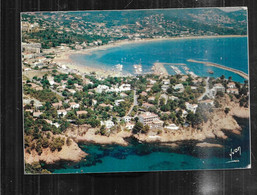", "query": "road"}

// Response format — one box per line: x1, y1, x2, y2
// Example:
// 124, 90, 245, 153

198, 77, 210, 101
126, 89, 137, 116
